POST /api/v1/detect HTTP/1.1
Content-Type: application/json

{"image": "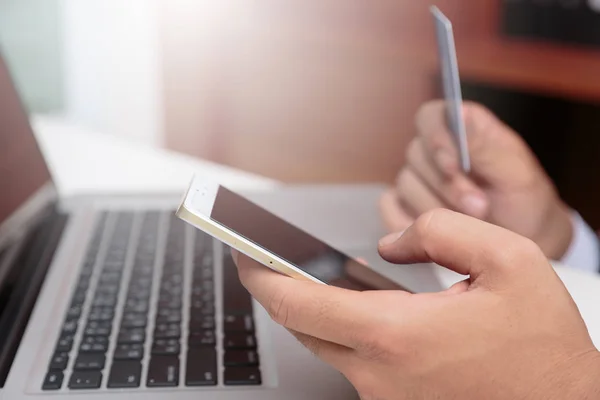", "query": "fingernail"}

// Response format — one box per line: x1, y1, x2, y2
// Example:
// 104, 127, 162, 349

230, 249, 239, 265
379, 231, 405, 247
460, 194, 488, 216
435, 150, 456, 173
